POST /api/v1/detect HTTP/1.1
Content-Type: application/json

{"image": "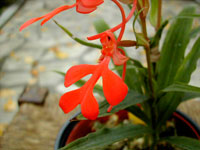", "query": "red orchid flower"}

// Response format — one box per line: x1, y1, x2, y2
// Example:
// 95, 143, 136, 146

60, 30, 128, 120
59, 55, 128, 120
20, 0, 104, 31
60, 0, 130, 120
